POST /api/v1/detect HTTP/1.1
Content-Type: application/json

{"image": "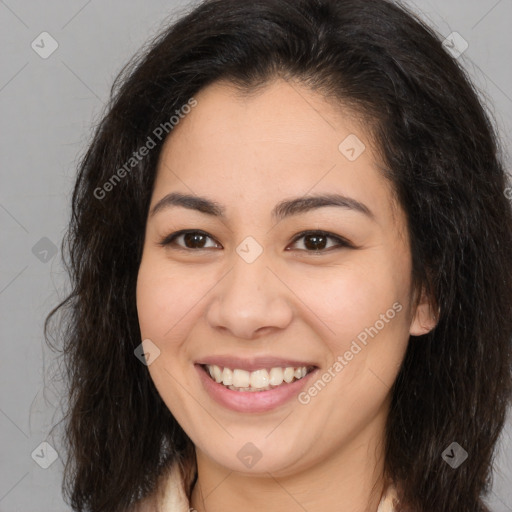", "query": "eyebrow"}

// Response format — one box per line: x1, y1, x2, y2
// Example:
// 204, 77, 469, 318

149, 191, 374, 221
